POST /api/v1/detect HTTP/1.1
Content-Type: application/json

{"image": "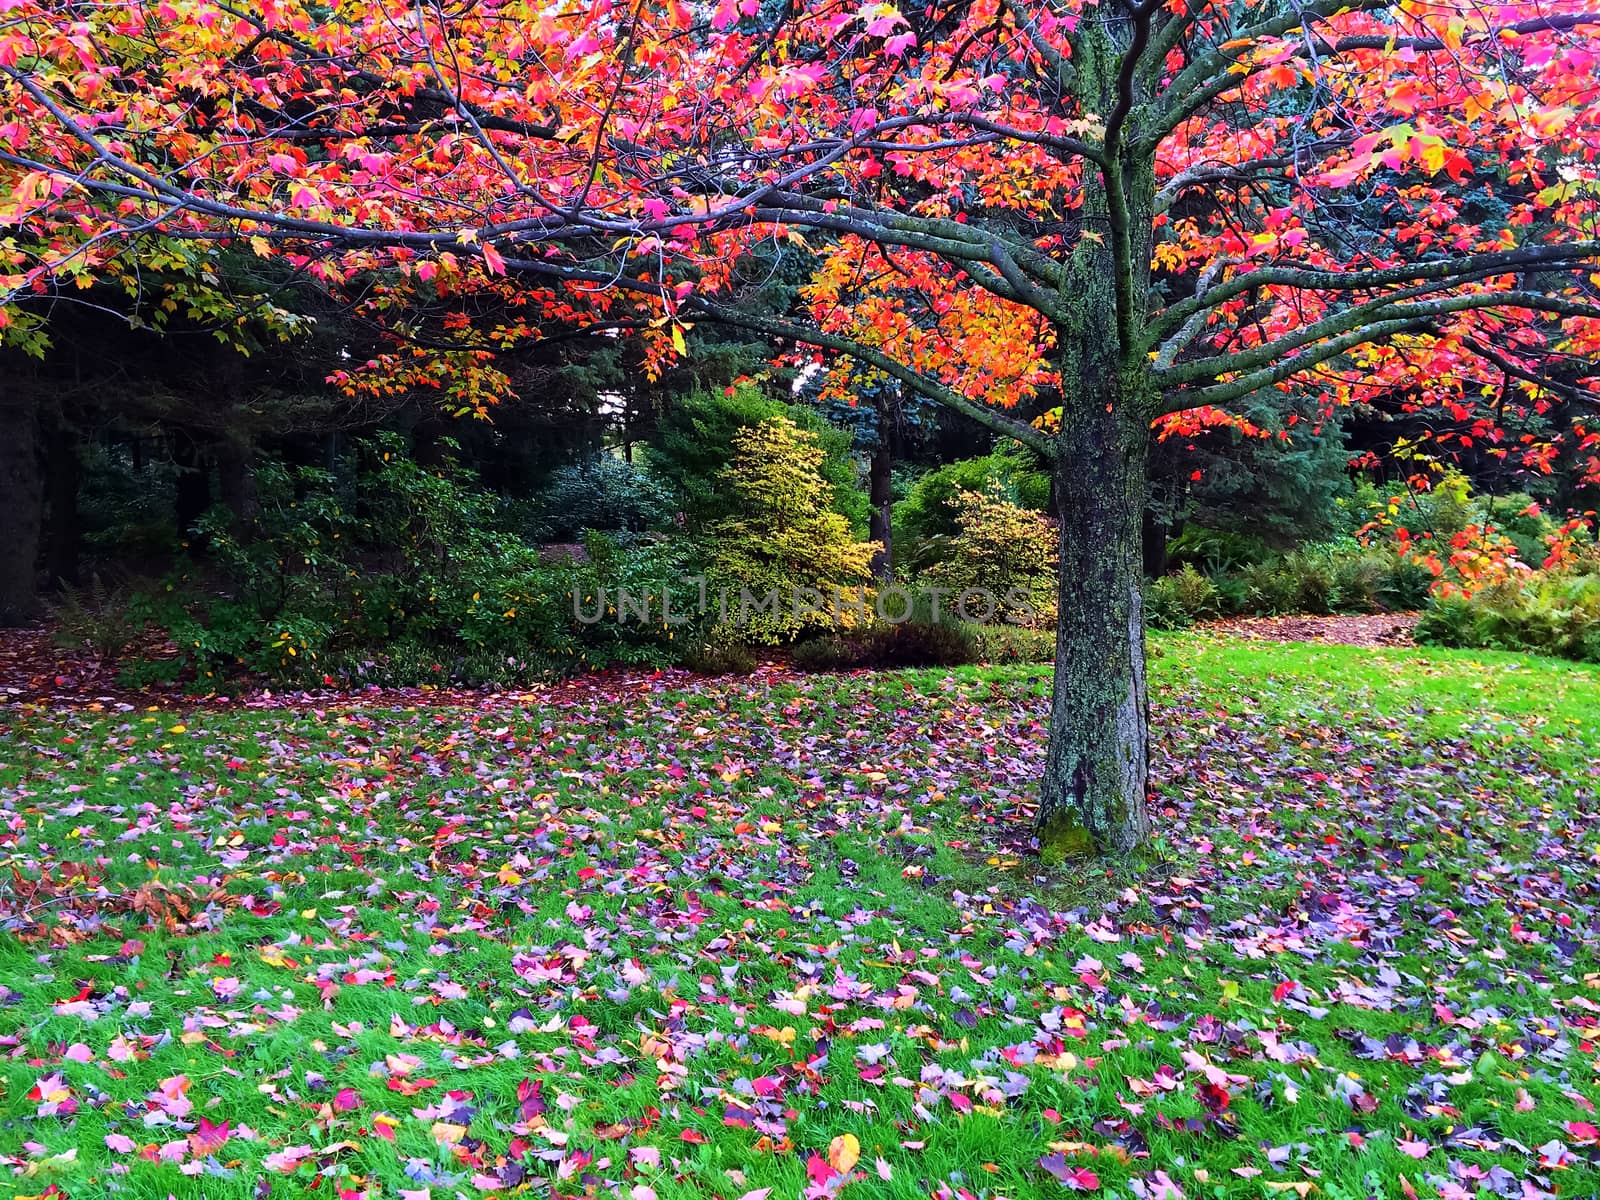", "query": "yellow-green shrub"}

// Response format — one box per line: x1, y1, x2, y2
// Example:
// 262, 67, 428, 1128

924, 486, 1058, 627
706, 417, 878, 644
